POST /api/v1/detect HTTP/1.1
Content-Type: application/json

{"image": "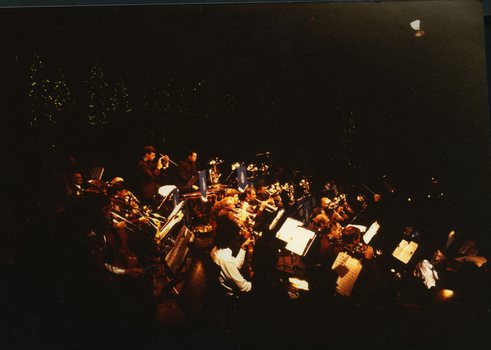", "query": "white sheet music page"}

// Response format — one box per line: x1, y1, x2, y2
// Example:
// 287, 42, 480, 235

331, 252, 363, 297
167, 200, 185, 221
269, 208, 285, 231
276, 217, 304, 243
155, 210, 184, 243
392, 239, 418, 264
362, 221, 380, 244
346, 224, 367, 233
285, 227, 316, 256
